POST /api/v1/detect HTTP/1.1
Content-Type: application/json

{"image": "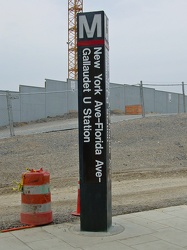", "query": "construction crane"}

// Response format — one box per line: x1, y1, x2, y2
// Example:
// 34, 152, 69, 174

68, 0, 83, 80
